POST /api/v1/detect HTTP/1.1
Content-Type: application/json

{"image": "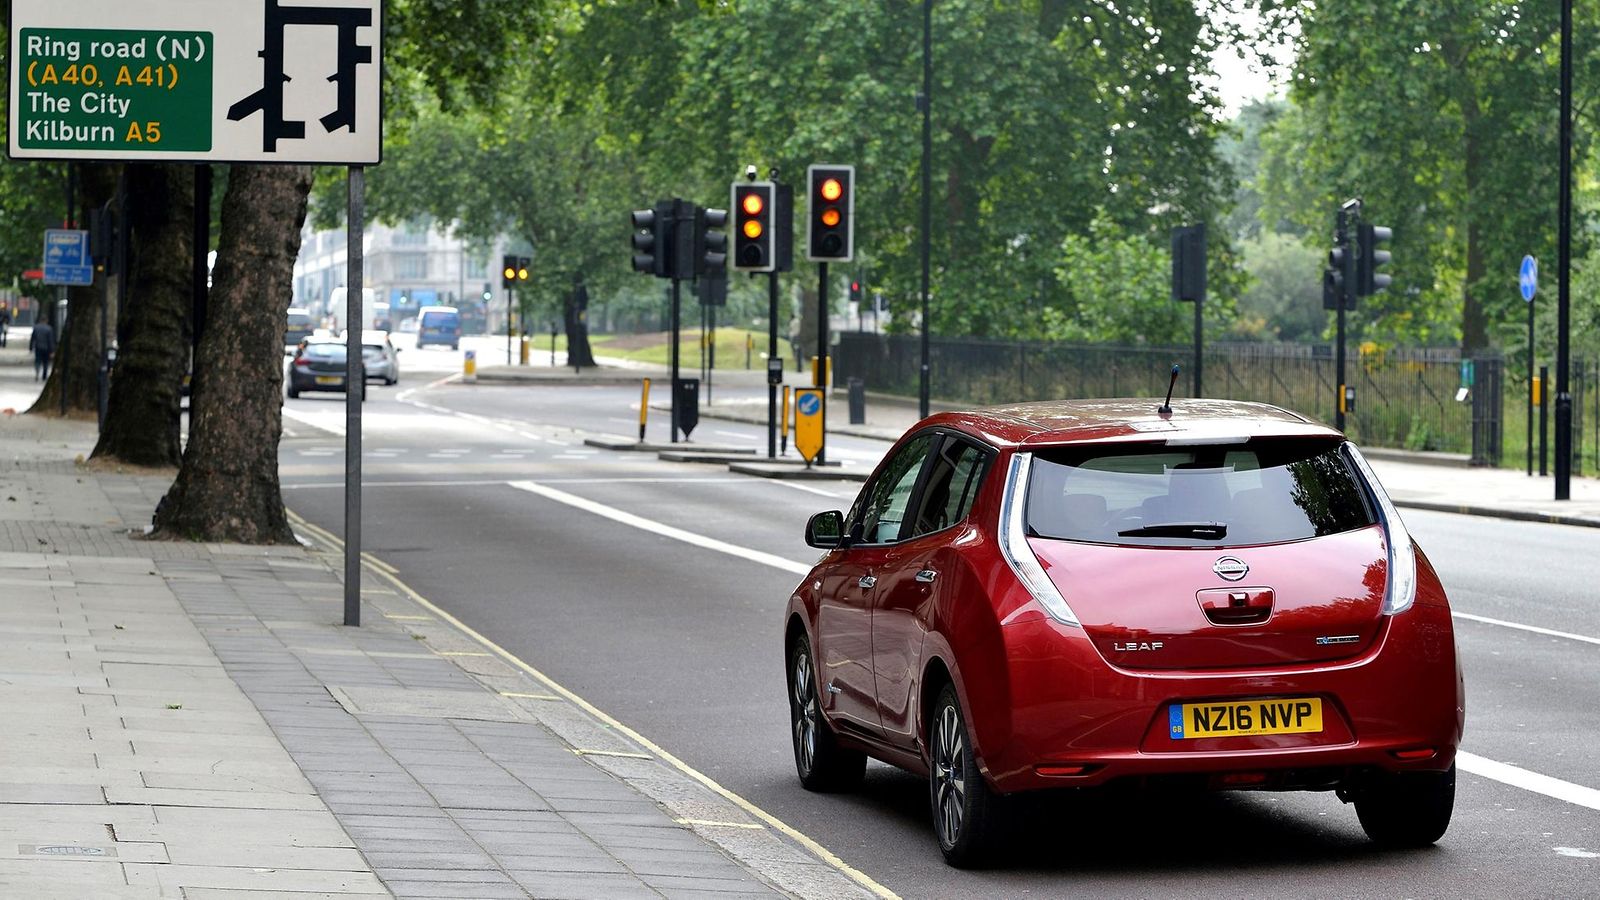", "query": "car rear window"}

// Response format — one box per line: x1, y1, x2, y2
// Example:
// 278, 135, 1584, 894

421, 312, 459, 328
304, 344, 346, 361
1025, 439, 1374, 547
287, 313, 312, 328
